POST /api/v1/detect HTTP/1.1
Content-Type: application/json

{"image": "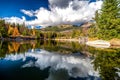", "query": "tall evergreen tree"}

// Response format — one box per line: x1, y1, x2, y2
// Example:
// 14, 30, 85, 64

95, 0, 120, 39
0, 20, 8, 38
